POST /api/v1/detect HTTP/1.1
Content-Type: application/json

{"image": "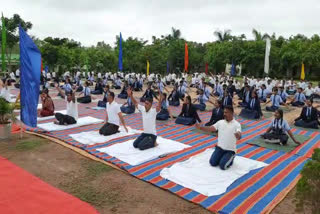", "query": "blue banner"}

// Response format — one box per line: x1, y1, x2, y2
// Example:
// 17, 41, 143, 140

44, 65, 49, 73
118, 32, 123, 71
231, 63, 236, 76
19, 26, 41, 127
